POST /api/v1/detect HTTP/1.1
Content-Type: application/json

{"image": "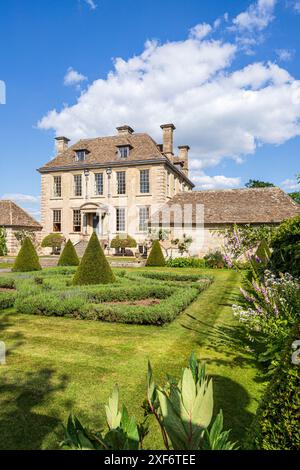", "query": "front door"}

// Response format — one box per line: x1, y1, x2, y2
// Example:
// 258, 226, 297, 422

93, 214, 100, 234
